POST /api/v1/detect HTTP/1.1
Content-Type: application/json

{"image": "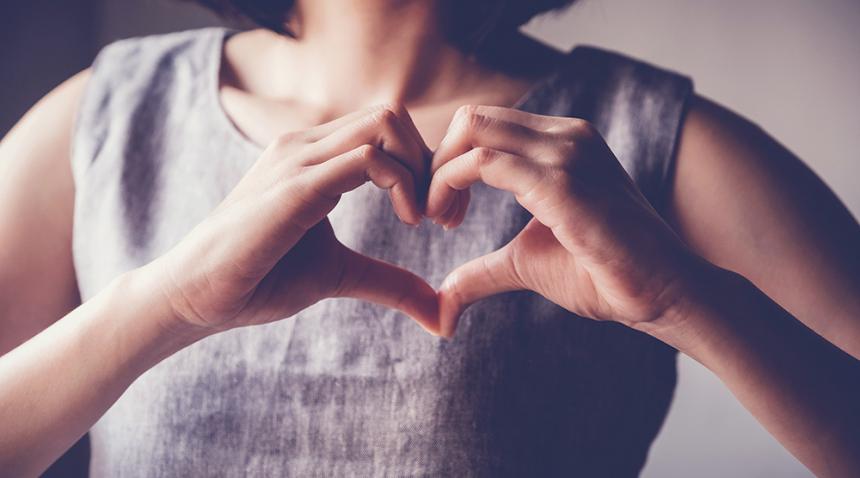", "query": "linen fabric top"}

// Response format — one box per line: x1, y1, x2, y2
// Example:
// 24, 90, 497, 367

70, 27, 693, 477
